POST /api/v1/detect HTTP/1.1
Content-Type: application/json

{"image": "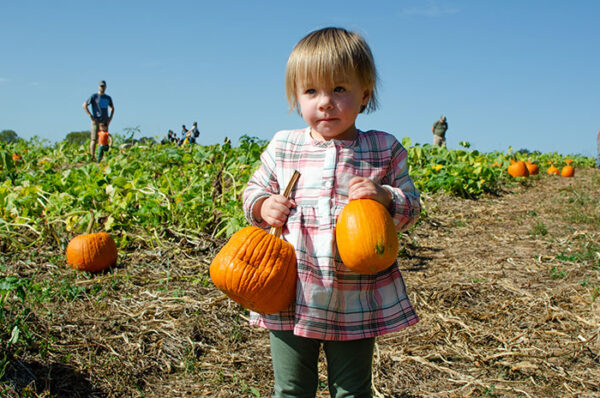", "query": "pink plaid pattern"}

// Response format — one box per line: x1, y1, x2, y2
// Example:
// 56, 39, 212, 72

243, 128, 420, 340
